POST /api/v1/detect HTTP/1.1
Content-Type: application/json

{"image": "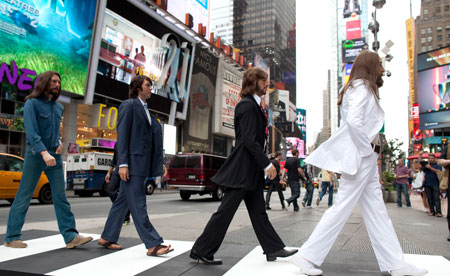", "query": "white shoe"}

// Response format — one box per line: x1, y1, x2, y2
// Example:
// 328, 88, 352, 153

289, 254, 323, 275
390, 264, 428, 276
